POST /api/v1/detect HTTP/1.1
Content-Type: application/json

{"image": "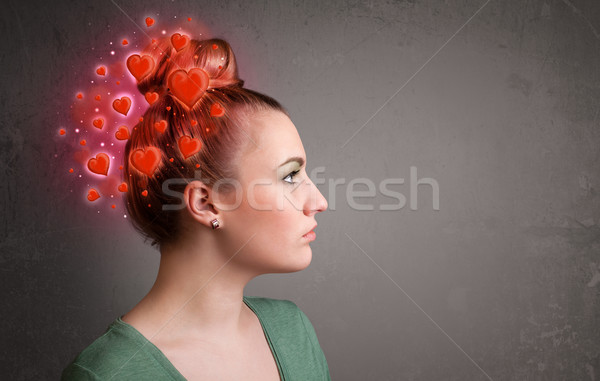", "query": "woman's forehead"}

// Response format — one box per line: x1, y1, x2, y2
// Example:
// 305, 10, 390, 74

243, 110, 306, 165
